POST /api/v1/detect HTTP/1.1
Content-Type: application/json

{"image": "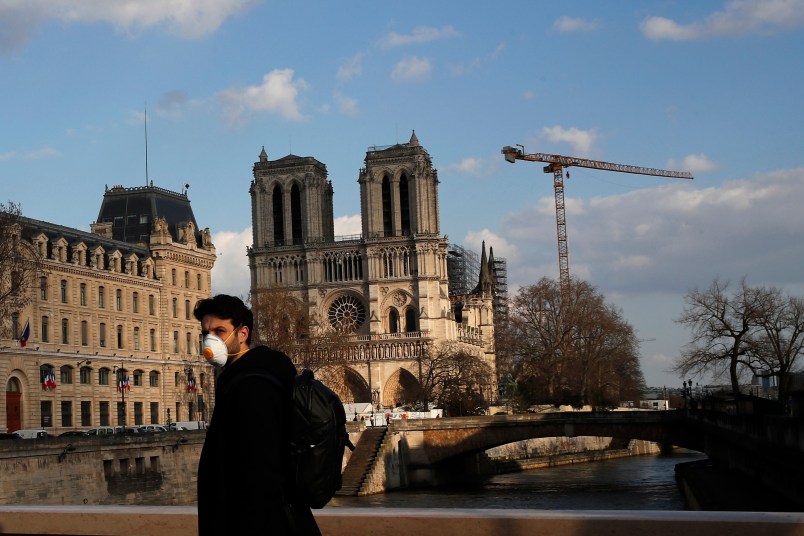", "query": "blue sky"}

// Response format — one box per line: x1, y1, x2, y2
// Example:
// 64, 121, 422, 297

2, 0, 804, 388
